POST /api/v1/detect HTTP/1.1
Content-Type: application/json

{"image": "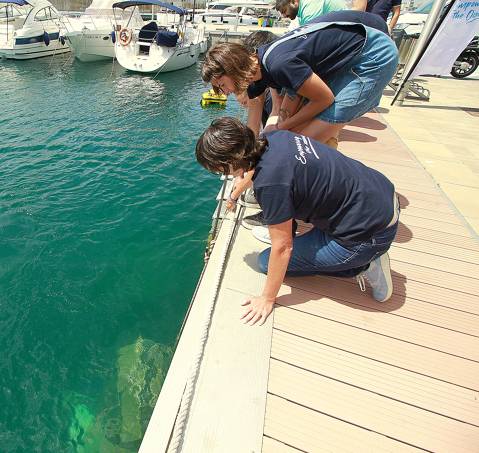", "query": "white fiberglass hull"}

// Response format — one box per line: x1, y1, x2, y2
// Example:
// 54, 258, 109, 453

115, 40, 205, 73
65, 30, 115, 62
0, 32, 70, 60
